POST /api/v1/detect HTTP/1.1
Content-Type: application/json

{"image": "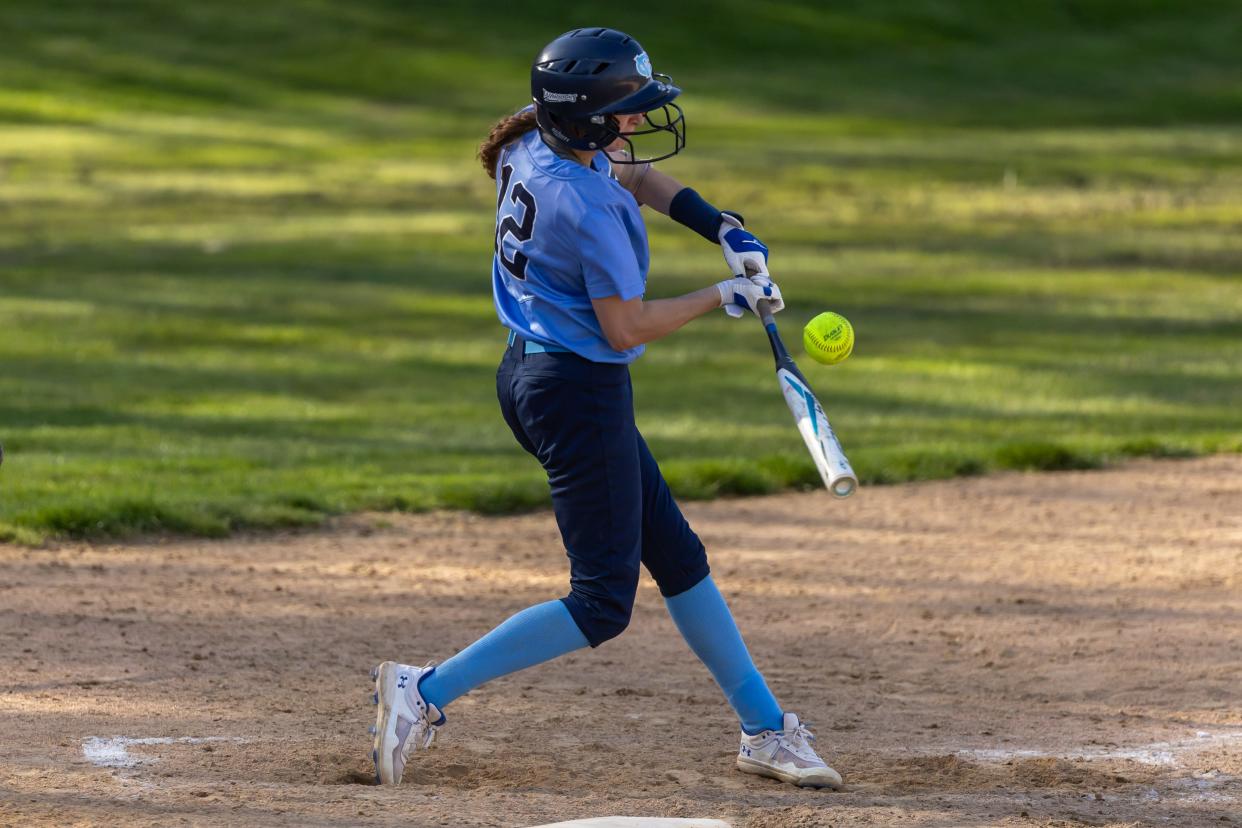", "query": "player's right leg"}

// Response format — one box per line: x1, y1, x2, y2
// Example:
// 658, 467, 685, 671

370, 660, 441, 785
505, 350, 644, 649
369, 342, 643, 784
